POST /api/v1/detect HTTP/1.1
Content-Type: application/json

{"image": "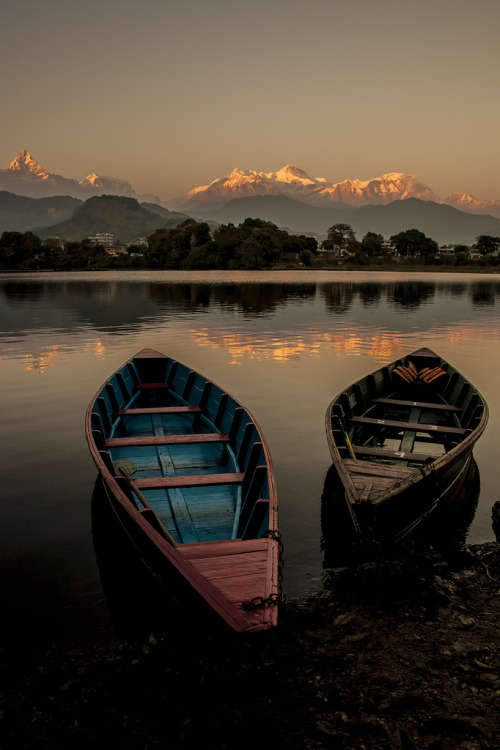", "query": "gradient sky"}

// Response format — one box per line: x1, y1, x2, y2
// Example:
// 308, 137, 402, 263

2, 0, 499, 202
